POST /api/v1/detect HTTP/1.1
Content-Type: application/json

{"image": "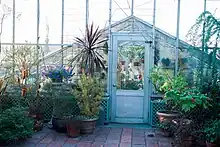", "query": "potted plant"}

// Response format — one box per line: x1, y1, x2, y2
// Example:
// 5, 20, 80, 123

161, 58, 171, 67
157, 74, 211, 124
52, 88, 80, 133
203, 119, 220, 147
73, 73, 104, 134
42, 65, 74, 130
